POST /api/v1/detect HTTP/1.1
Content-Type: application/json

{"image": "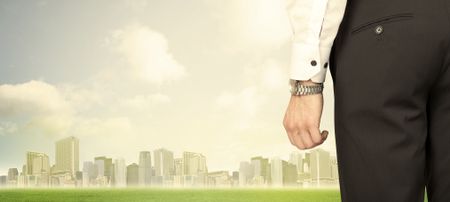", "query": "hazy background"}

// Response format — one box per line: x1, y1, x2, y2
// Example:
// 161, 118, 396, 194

0, 0, 336, 175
